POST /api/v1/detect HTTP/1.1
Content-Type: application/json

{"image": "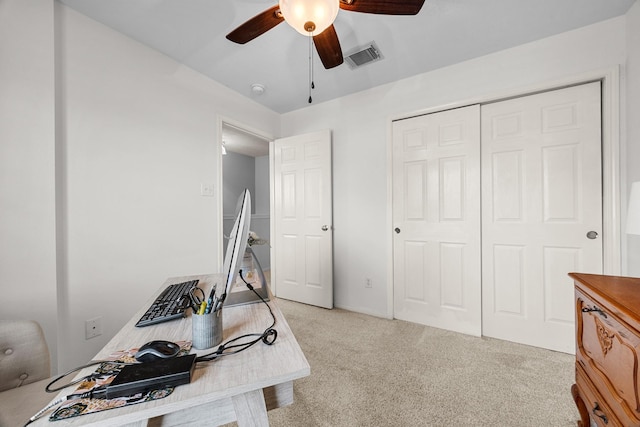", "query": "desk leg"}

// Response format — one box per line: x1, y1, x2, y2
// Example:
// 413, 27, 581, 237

232, 389, 269, 427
